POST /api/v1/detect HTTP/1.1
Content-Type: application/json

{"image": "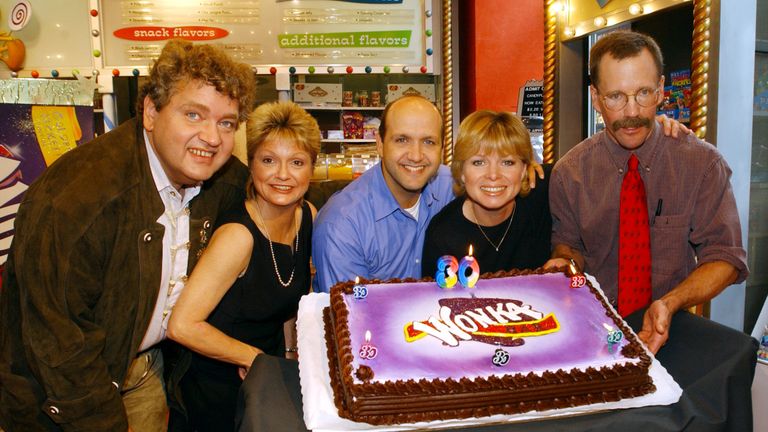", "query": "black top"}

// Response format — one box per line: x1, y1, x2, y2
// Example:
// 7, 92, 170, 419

189, 200, 312, 382
422, 165, 552, 277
